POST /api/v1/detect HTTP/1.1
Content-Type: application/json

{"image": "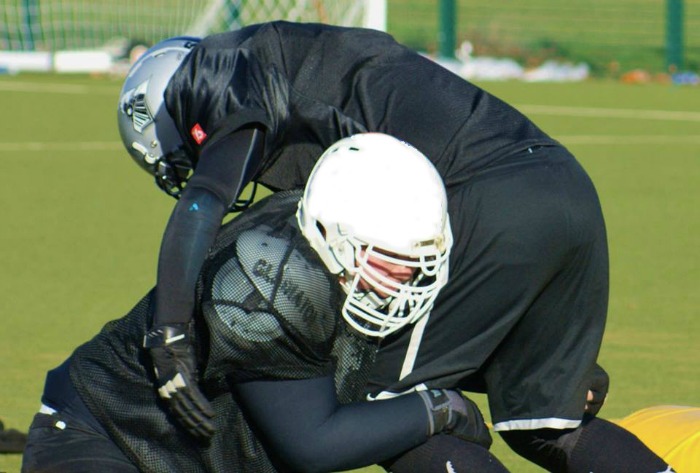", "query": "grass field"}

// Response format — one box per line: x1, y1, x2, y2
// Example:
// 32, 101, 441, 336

0, 72, 698, 472
387, 0, 700, 74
